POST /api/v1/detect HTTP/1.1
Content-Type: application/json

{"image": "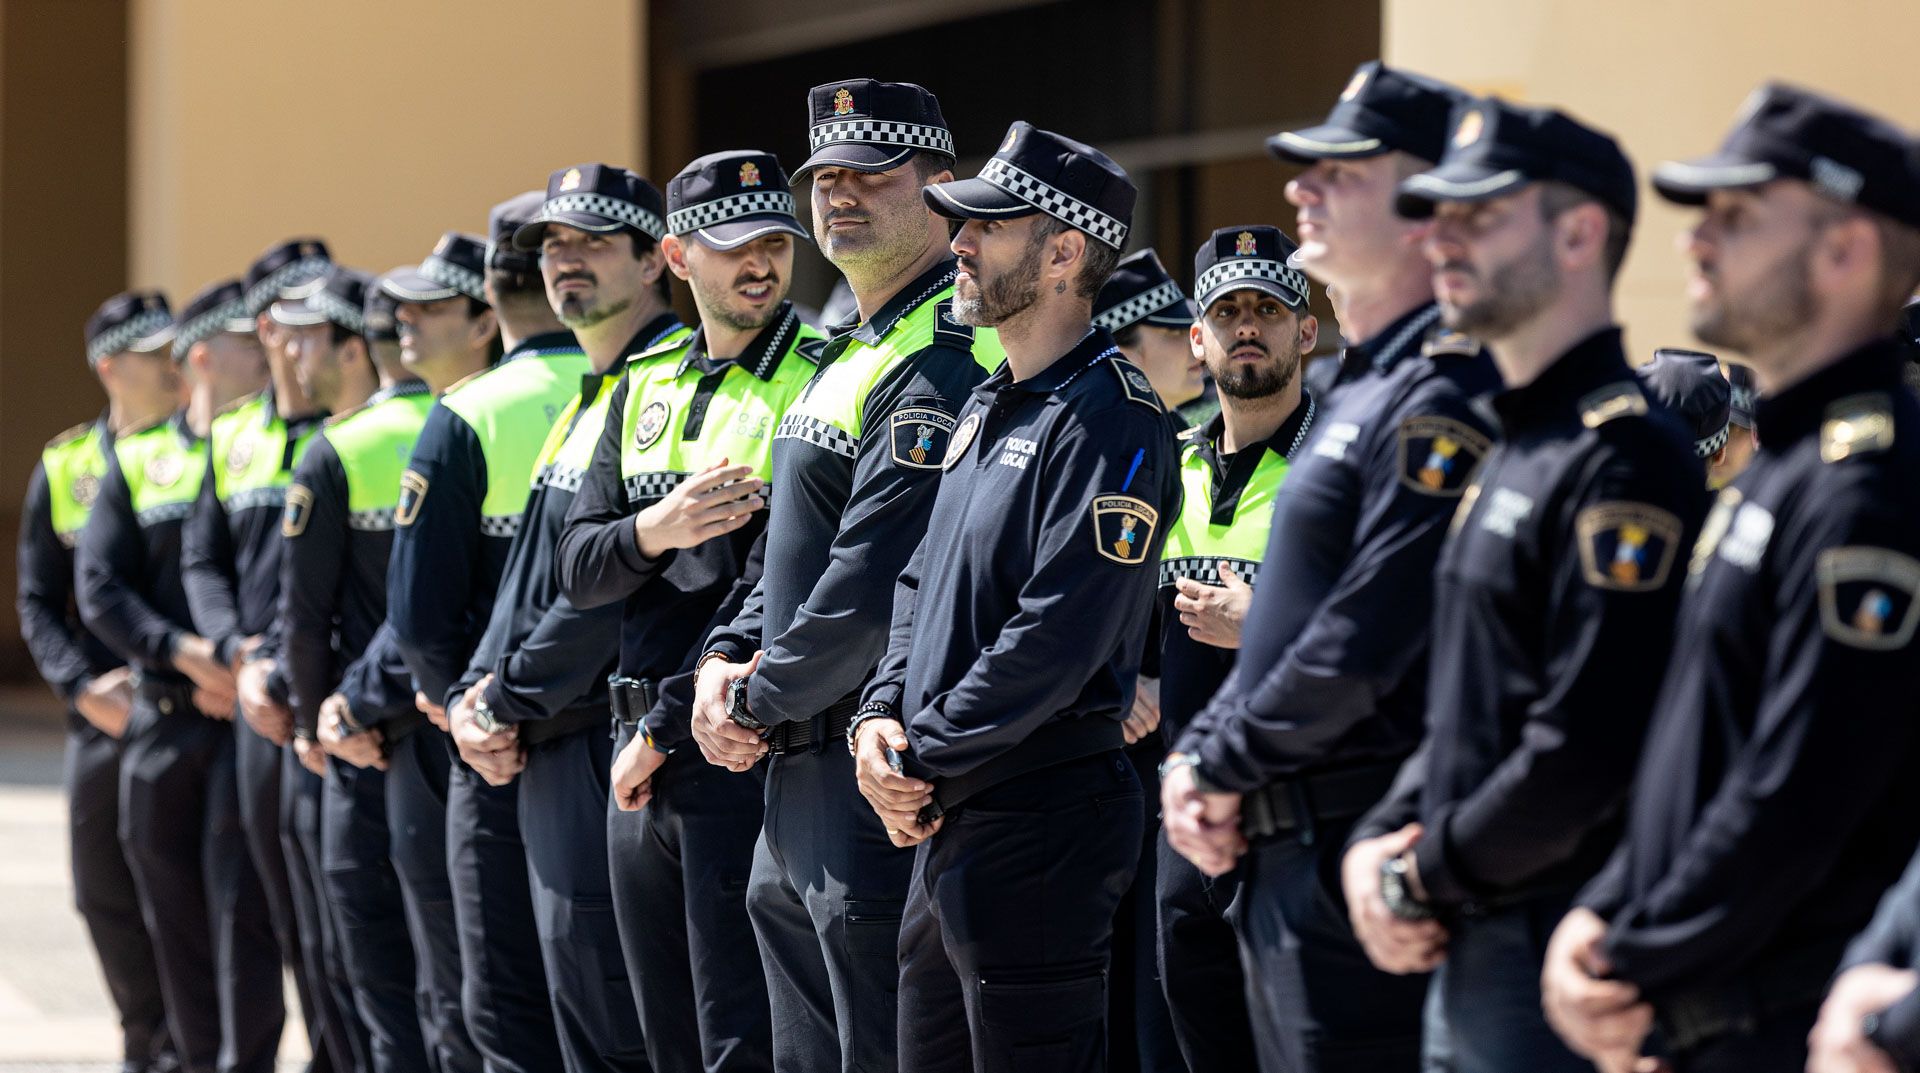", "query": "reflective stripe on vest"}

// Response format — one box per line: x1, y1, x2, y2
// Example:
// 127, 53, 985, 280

113, 418, 206, 528
326, 390, 435, 530
209, 394, 315, 512
439, 343, 614, 530
43, 426, 110, 547
1158, 439, 1290, 591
